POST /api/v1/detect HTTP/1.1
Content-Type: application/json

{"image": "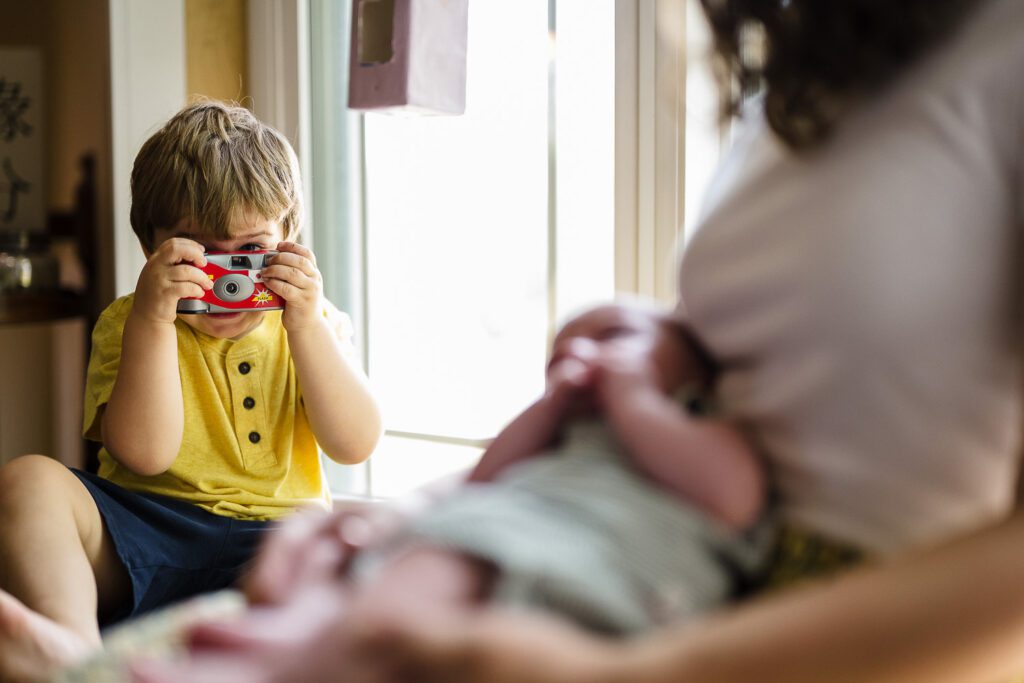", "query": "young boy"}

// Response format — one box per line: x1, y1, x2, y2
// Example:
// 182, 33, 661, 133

70, 302, 770, 683
0, 100, 381, 683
